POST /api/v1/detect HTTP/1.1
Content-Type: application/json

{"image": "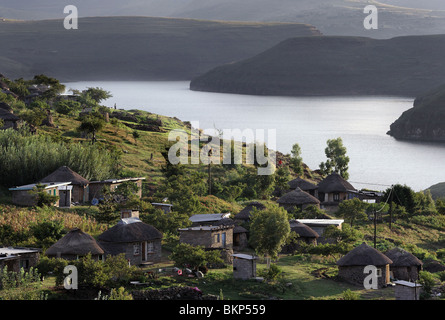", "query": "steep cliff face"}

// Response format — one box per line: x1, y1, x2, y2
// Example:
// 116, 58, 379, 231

388, 85, 445, 142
